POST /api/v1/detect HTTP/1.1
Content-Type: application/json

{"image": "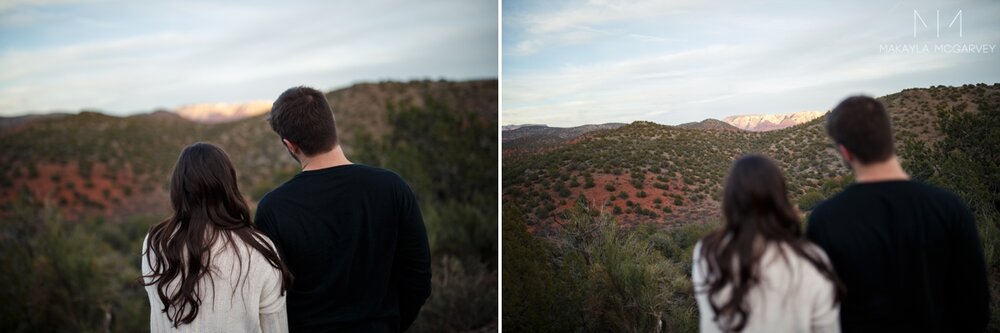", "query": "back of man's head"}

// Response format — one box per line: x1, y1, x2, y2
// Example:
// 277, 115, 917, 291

826, 95, 895, 165
268, 86, 338, 156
